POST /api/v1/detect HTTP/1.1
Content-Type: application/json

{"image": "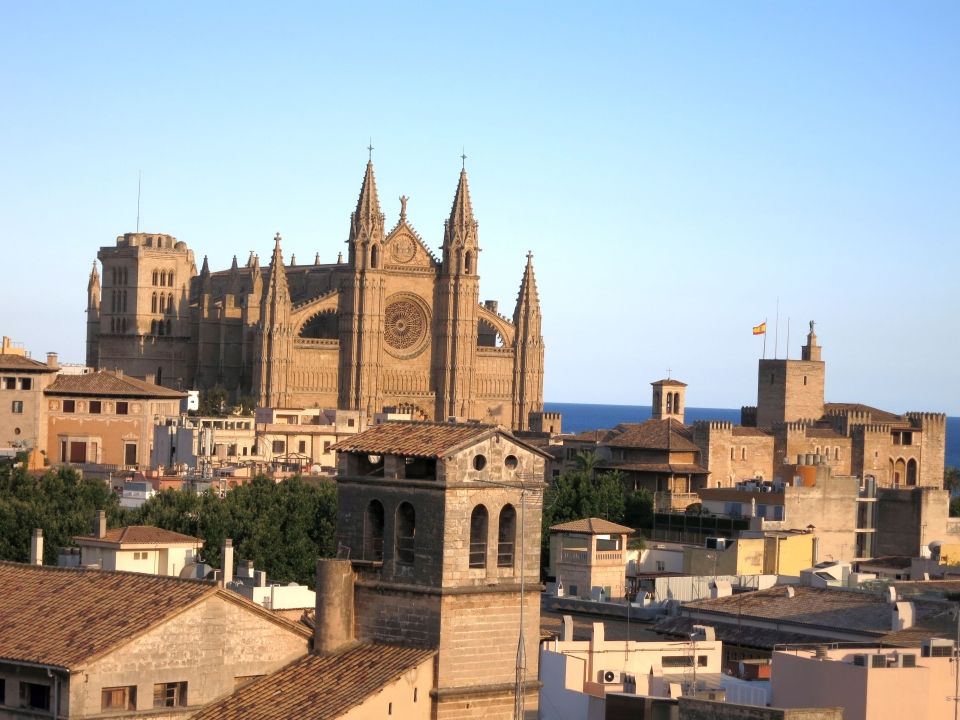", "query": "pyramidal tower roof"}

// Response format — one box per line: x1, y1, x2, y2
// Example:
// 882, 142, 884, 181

88, 260, 100, 287
449, 169, 475, 229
